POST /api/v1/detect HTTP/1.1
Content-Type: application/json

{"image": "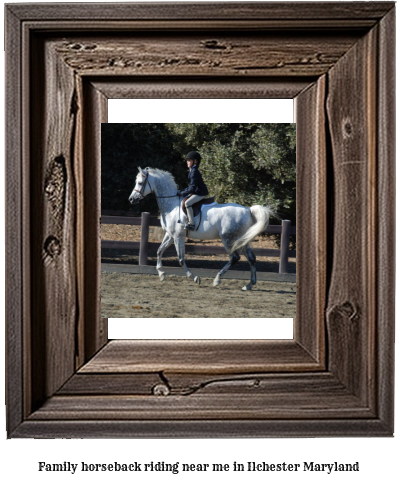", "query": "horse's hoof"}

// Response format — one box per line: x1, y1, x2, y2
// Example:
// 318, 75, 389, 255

194, 276, 201, 285
242, 284, 252, 291
213, 278, 220, 287
159, 272, 165, 282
